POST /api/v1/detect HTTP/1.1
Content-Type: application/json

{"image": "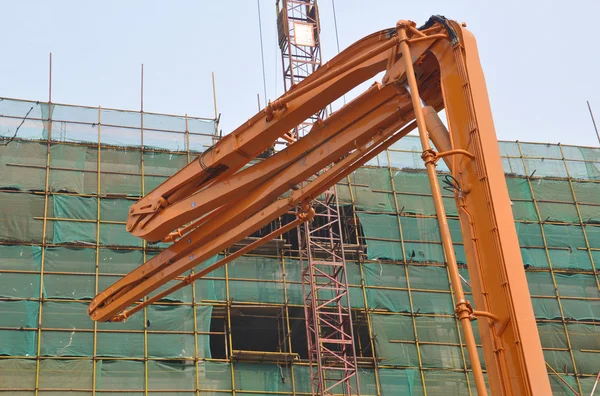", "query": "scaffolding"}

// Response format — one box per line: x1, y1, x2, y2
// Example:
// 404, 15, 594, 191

0, 94, 599, 395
